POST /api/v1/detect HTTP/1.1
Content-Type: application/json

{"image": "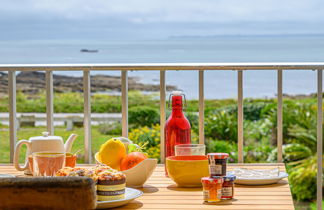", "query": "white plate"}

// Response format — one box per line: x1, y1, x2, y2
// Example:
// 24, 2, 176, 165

96, 187, 143, 209
229, 171, 288, 185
